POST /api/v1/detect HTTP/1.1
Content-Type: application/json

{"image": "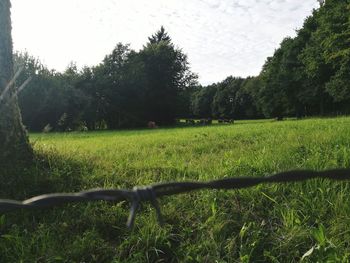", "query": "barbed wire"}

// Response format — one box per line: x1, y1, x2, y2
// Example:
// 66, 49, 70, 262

1, 168, 350, 228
